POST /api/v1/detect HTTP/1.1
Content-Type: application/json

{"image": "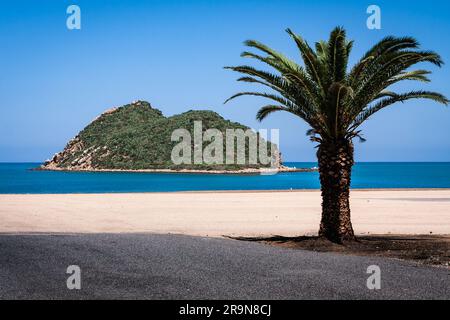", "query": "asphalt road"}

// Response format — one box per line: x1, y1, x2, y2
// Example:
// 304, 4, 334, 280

0, 233, 448, 299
